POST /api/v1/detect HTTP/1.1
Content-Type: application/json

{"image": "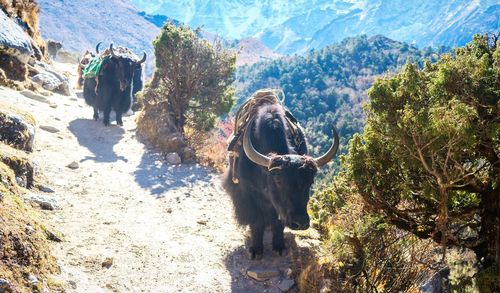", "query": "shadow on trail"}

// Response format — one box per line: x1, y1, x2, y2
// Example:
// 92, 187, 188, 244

224, 230, 314, 293
134, 147, 211, 197
68, 118, 128, 163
